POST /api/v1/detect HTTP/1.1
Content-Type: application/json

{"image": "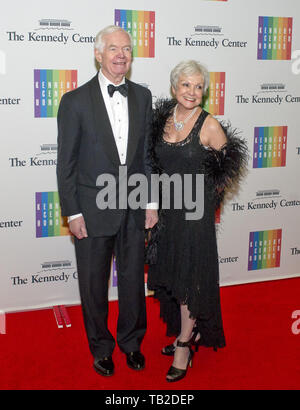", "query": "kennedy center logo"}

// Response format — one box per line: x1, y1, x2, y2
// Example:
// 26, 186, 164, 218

257, 17, 293, 60
248, 229, 282, 271
34, 69, 77, 117
203, 72, 225, 115
35, 192, 69, 237
114, 9, 155, 58
253, 126, 287, 168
